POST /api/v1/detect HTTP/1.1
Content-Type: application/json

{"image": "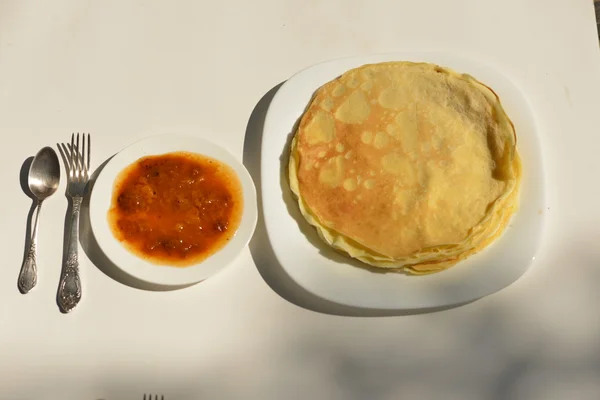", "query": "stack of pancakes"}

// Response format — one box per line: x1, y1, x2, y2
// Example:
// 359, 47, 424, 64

288, 61, 521, 274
